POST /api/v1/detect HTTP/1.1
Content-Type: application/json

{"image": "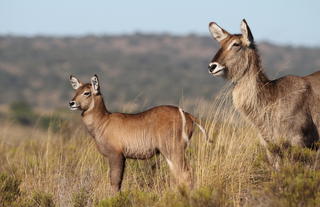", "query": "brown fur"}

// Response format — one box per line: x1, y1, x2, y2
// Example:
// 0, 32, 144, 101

69, 75, 205, 192
208, 20, 320, 167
